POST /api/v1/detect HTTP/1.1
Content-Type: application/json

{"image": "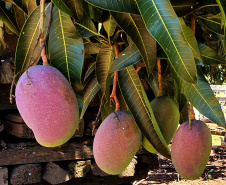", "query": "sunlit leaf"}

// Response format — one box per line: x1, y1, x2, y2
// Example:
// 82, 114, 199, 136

179, 18, 202, 61
118, 65, 171, 159
80, 77, 100, 118
103, 13, 117, 39
174, 66, 226, 128
48, 6, 84, 91
136, 0, 197, 83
